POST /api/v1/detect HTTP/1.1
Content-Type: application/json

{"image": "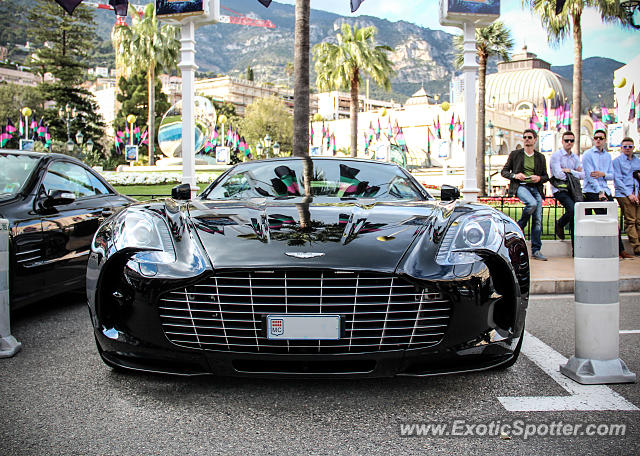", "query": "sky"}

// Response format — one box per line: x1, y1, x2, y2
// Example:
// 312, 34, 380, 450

277, 0, 640, 66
